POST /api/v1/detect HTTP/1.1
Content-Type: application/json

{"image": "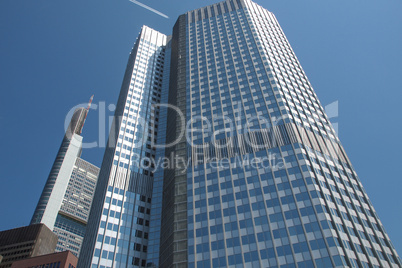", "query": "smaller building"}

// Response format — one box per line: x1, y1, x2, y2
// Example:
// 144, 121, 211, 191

0, 224, 57, 268
10, 251, 77, 268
